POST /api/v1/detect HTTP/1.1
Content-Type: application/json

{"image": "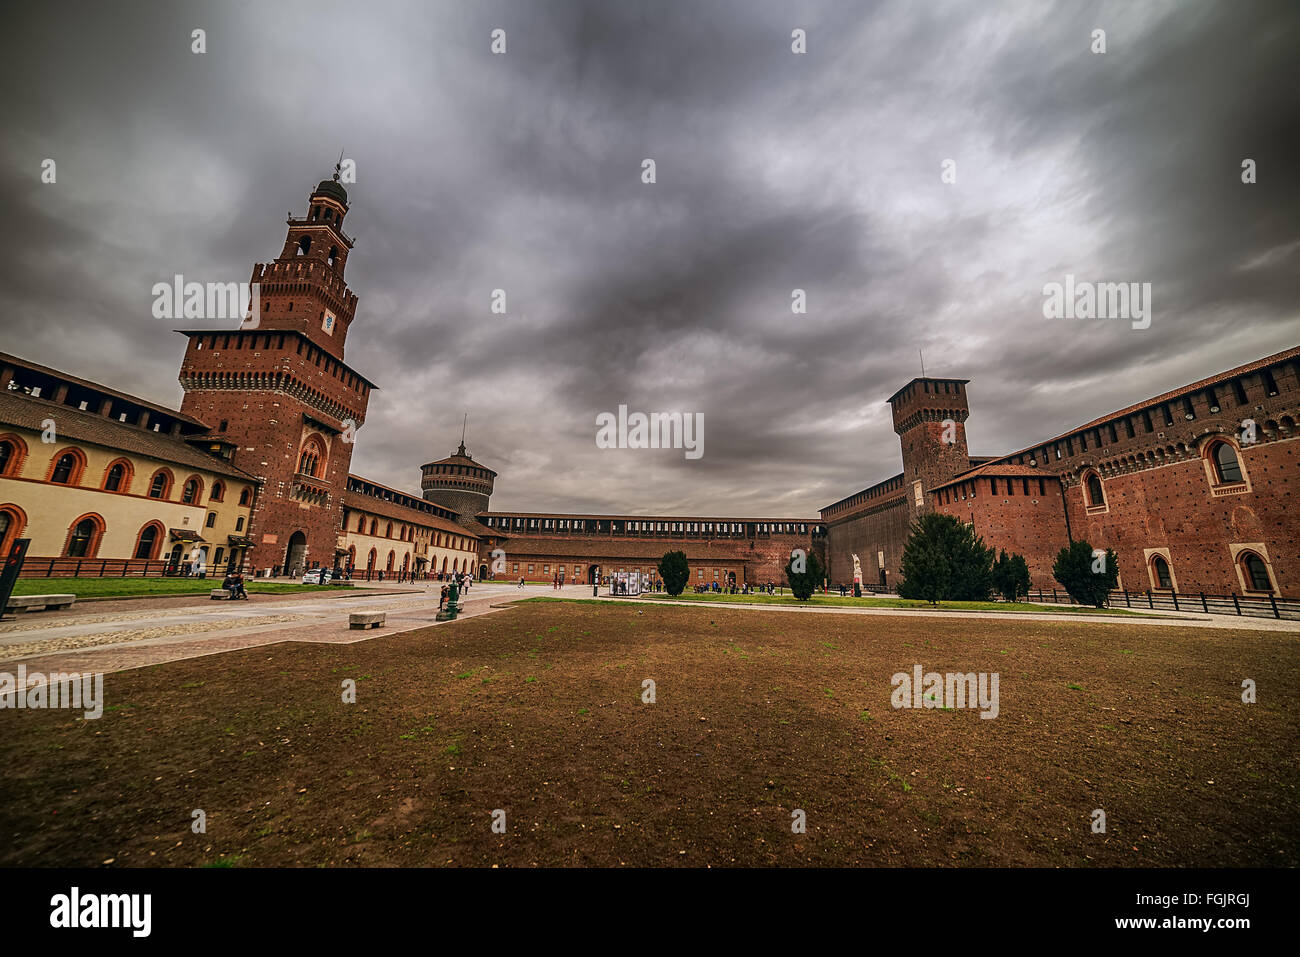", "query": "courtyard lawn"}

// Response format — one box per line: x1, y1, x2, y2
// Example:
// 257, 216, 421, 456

9, 577, 356, 600
1, 602, 1295, 867
633, 591, 1150, 615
